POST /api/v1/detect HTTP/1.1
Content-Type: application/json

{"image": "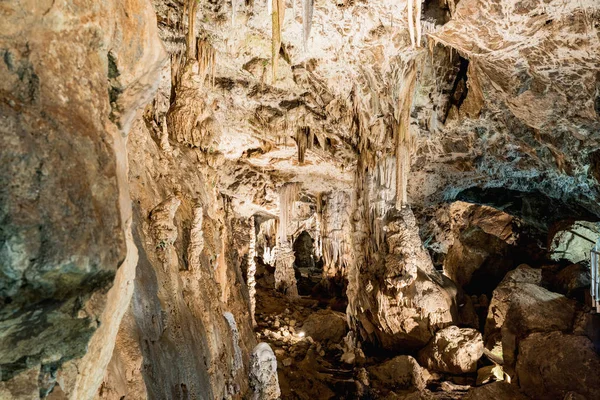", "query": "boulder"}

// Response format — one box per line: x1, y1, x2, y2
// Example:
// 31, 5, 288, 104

418, 326, 484, 374
463, 382, 529, 400
302, 309, 347, 343
554, 263, 591, 297
484, 265, 576, 362
444, 226, 513, 291
476, 365, 504, 386
368, 355, 430, 391
516, 332, 600, 400
549, 221, 599, 264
